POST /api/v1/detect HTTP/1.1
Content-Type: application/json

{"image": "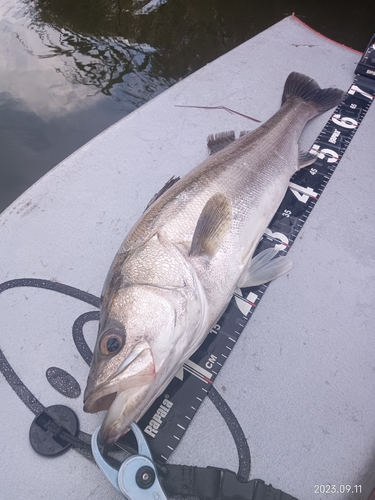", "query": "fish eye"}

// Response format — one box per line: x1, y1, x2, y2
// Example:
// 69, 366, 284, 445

99, 331, 124, 356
